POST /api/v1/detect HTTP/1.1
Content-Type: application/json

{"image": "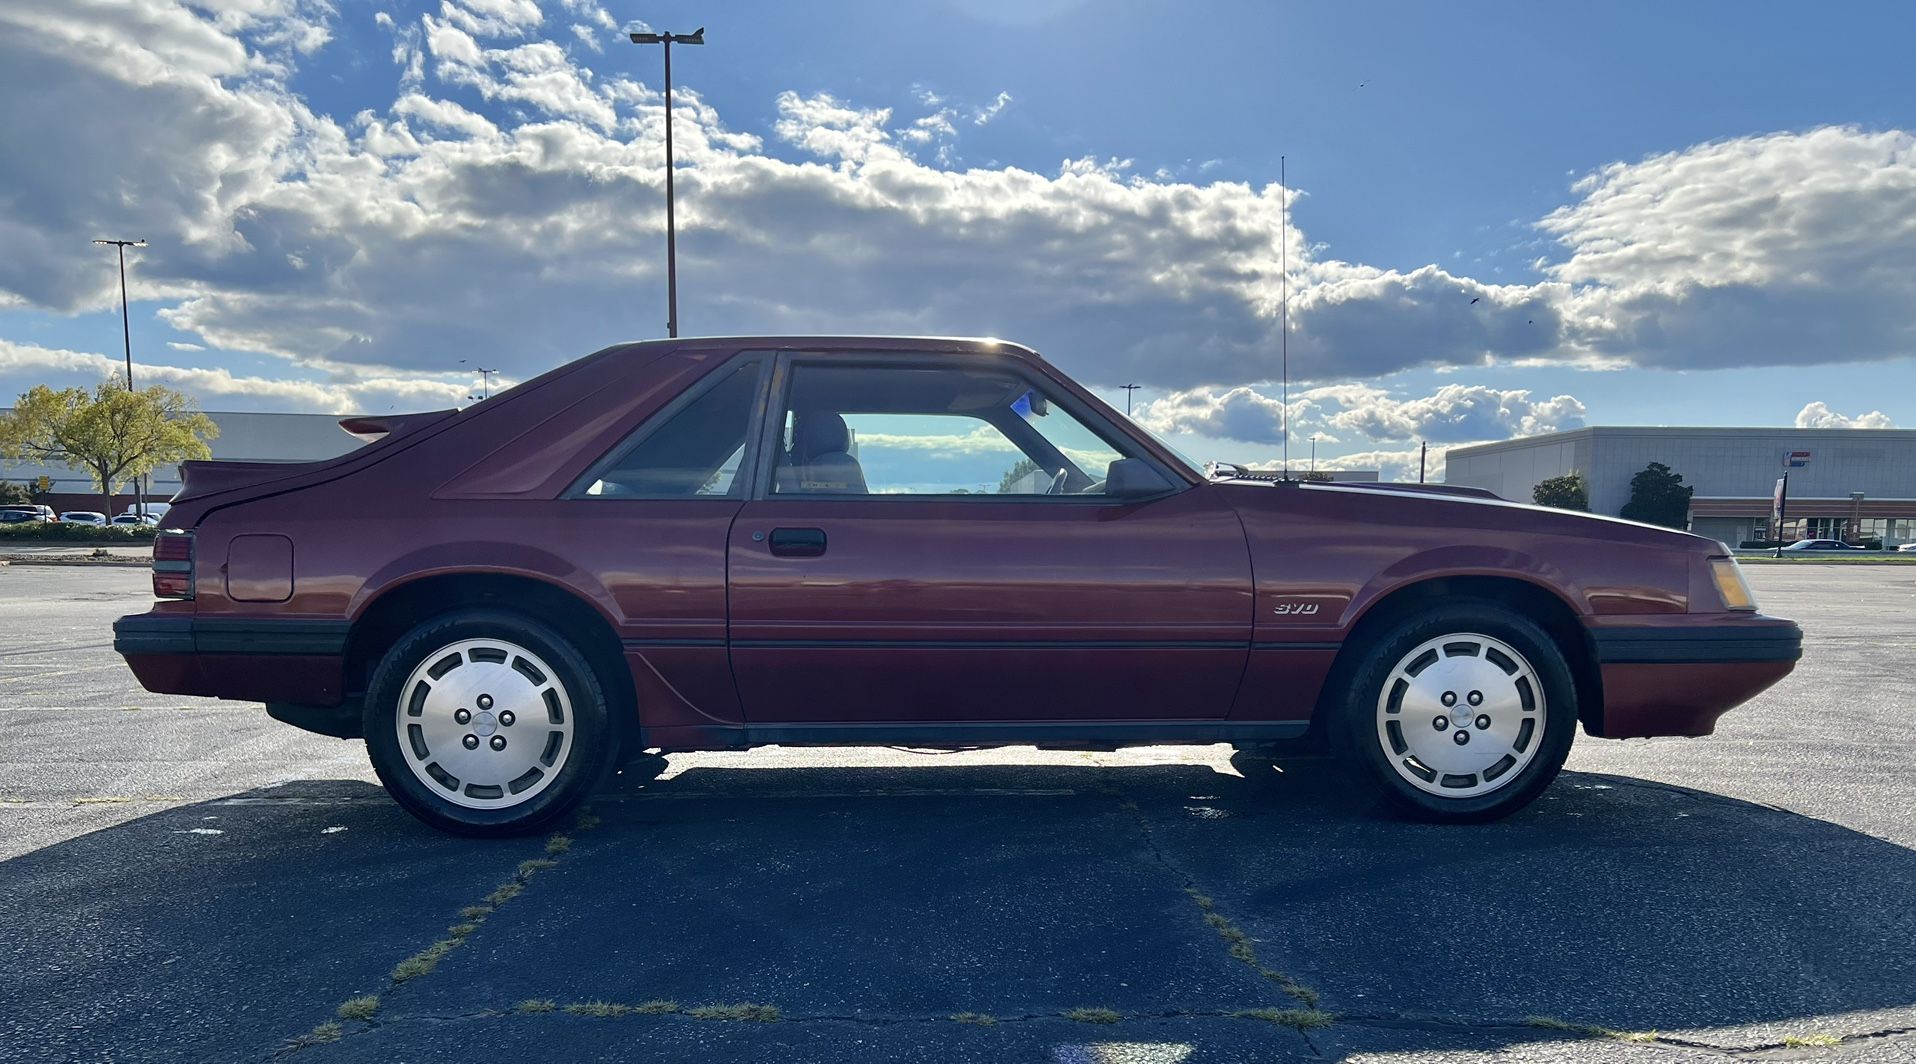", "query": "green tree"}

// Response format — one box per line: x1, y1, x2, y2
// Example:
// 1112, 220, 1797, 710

1619, 461, 1693, 528
0, 480, 30, 506
0, 382, 217, 505
997, 457, 1042, 493
1531, 471, 1590, 511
